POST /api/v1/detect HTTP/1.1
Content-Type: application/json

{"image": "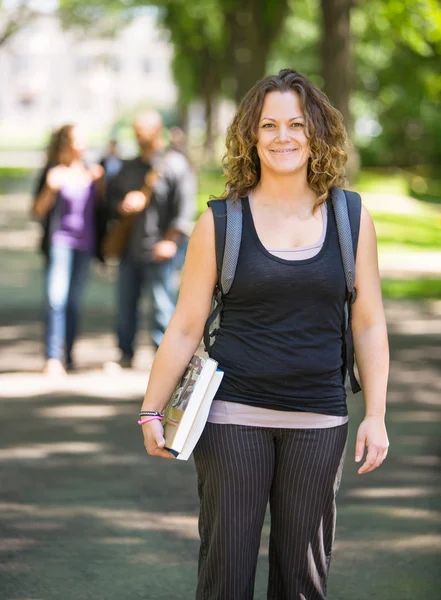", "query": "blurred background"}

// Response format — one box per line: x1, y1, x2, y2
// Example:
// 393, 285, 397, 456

1, 0, 441, 295
0, 1, 440, 599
